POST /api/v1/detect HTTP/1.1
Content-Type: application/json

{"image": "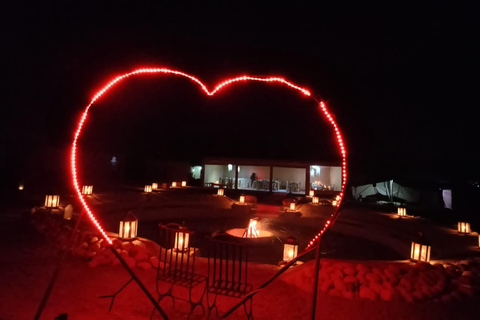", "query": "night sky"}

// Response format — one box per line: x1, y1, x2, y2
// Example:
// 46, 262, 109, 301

1, 1, 478, 188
